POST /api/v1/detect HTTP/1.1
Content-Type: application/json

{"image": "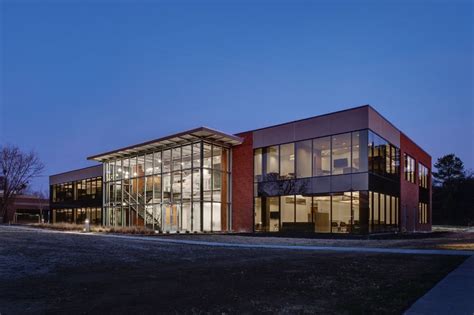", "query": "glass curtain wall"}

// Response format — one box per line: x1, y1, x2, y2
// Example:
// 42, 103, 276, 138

253, 129, 400, 234
52, 207, 102, 224
368, 191, 400, 232
368, 131, 400, 179
255, 130, 369, 184
103, 141, 231, 232
254, 192, 363, 233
